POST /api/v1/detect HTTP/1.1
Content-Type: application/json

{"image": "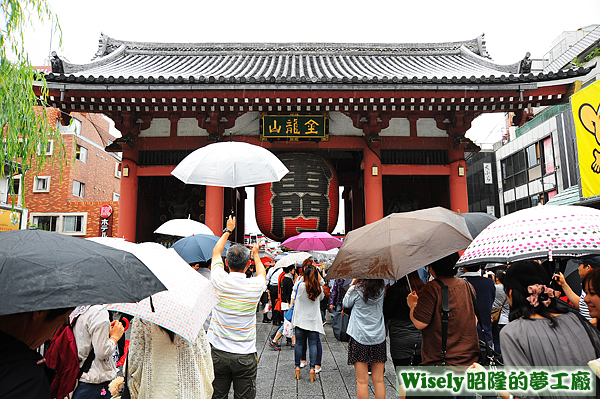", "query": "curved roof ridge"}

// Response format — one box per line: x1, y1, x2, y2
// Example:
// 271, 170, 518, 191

459, 45, 521, 74
94, 33, 488, 58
